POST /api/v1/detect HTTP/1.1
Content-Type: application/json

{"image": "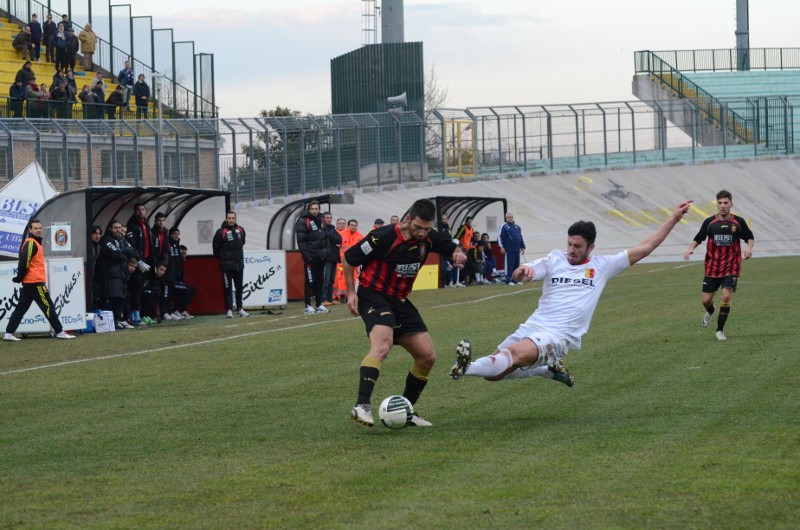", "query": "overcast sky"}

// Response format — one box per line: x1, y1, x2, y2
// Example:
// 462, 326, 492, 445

105, 0, 800, 117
